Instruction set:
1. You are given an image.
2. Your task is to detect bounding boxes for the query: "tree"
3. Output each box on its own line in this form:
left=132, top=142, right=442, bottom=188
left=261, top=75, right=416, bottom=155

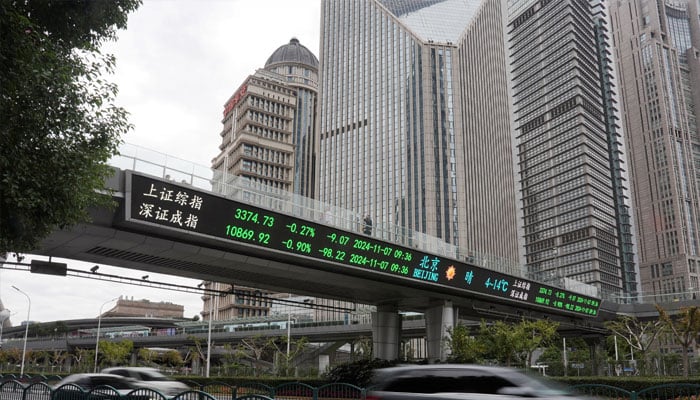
left=0, top=0, right=141, bottom=253
left=49, top=350, right=68, bottom=373
left=98, top=339, right=133, bottom=368
left=479, top=320, right=525, bottom=367
left=72, top=348, right=95, bottom=373
left=161, top=350, right=184, bottom=369
left=268, top=335, right=309, bottom=377
left=185, top=335, right=208, bottom=375
left=237, top=334, right=274, bottom=377
left=4, top=348, right=23, bottom=371
left=604, top=314, right=665, bottom=375
left=656, top=305, right=700, bottom=377
left=517, top=319, right=559, bottom=368
left=138, top=348, right=158, bottom=366
left=28, top=350, right=46, bottom=371
left=445, top=323, right=485, bottom=363
left=538, top=345, right=565, bottom=376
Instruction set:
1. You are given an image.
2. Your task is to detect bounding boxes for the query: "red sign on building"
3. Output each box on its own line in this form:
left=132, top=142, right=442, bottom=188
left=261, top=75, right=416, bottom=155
left=223, top=83, right=248, bottom=118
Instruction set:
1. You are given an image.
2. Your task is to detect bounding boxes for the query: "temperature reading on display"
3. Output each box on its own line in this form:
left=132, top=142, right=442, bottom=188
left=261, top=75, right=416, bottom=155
left=484, top=277, right=509, bottom=293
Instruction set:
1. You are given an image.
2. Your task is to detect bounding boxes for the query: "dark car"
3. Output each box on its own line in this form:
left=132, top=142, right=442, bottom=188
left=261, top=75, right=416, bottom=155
left=367, top=365, right=582, bottom=400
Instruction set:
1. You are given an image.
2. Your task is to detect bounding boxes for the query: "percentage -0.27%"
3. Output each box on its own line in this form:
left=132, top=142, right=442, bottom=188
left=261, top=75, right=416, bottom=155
left=282, top=239, right=312, bottom=254
left=286, top=223, right=315, bottom=237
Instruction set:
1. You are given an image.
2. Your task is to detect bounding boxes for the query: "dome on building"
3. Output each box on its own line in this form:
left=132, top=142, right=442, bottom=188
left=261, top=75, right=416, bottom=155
left=265, top=38, right=319, bottom=69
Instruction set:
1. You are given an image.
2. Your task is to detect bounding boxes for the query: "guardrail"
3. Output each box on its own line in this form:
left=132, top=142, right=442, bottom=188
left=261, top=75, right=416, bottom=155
left=3, top=376, right=700, bottom=400
left=111, top=143, right=525, bottom=282
left=0, top=379, right=366, bottom=400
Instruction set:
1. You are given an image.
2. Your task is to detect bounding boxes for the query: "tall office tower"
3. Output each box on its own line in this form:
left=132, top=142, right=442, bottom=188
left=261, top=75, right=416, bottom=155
left=318, top=0, right=520, bottom=263
left=610, top=0, right=700, bottom=301
left=508, top=0, right=638, bottom=299
left=212, top=69, right=297, bottom=191
left=264, top=38, right=320, bottom=198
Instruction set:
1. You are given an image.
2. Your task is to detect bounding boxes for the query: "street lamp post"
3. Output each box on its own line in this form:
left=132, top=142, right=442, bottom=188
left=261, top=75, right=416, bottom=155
left=205, top=289, right=213, bottom=378
left=11, top=286, right=30, bottom=376
left=94, top=297, right=118, bottom=373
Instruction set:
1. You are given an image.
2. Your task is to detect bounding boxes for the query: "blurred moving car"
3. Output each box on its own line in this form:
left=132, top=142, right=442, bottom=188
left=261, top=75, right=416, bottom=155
left=101, top=367, right=190, bottom=396
left=367, top=365, right=583, bottom=400
left=55, top=373, right=140, bottom=395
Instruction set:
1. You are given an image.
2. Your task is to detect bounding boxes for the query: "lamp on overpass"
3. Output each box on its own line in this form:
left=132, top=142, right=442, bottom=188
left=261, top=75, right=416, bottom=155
left=94, top=297, right=118, bottom=373
left=11, top=286, right=30, bottom=376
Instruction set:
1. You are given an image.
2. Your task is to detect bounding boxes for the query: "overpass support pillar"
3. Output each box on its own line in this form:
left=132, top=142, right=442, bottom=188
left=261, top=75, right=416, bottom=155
left=372, top=304, right=400, bottom=360
left=425, top=300, right=455, bottom=362
left=318, top=354, right=330, bottom=375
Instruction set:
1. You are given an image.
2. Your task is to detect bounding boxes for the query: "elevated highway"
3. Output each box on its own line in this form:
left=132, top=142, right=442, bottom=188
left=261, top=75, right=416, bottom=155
left=0, top=317, right=430, bottom=353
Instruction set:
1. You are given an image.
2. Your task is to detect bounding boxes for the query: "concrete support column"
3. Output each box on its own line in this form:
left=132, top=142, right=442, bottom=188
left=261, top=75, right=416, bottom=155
left=372, top=304, right=401, bottom=360
left=191, top=357, right=201, bottom=375
left=425, top=300, right=456, bottom=362
left=318, top=354, right=329, bottom=375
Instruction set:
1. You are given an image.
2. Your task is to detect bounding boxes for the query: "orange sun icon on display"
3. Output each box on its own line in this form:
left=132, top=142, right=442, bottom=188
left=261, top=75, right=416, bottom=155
left=446, top=265, right=456, bottom=280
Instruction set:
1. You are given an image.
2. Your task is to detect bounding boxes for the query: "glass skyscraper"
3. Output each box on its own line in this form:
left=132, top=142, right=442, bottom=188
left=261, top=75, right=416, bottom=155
left=611, top=0, right=700, bottom=302
left=319, top=0, right=520, bottom=266
left=507, top=0, right=638, bottom=300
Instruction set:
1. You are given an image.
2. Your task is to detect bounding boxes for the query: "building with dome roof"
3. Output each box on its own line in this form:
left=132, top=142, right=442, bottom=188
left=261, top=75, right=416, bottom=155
left=209, top=39, right=324, bottom=321
left=265, top=38, right=319, bottom=70
left=264, top=38, right=319, bottom=198
left=212, top=38, right=319, bottom=199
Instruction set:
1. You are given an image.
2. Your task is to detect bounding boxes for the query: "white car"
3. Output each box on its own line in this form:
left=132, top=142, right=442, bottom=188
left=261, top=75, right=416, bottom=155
left=55, top=373, right=140, bottom=395
left=101, top=367, right=190, bottom=396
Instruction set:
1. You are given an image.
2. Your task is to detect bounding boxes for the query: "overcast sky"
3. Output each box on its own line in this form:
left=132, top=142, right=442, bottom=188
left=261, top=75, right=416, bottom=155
left=2, top=0, right=321, bottom=324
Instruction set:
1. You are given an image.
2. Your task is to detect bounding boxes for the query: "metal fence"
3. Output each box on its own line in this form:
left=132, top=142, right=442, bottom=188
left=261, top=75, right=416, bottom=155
left=571, top=383, right=700, bottom=400
left=2, top=378, right=700, bottom=400
left=0, top=380, right=366, bottom=400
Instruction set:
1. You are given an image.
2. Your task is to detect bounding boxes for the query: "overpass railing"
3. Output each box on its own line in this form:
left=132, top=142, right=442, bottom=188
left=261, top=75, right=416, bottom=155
left=111, top=143, right=604, bottom=299
left=110, top=143, right=523, bottom=277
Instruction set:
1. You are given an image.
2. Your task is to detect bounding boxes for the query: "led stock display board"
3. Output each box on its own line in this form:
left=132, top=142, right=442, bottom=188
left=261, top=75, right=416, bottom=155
left=125, top=172, right=600, bottom=317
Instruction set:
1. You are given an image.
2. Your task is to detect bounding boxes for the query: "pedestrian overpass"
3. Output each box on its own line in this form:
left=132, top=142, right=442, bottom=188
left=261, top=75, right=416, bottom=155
left=31, top=144, right=606, bottom=361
